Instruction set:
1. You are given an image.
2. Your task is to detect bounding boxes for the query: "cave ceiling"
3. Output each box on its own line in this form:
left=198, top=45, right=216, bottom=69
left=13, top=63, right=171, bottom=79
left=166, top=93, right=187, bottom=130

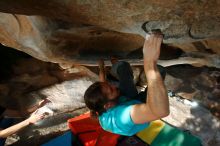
left=0, top=0, right=219, bottom=67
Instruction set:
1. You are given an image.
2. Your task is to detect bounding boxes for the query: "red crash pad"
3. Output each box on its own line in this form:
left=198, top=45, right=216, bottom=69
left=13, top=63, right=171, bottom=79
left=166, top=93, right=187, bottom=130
left=68, top=113, right=120, bottom=146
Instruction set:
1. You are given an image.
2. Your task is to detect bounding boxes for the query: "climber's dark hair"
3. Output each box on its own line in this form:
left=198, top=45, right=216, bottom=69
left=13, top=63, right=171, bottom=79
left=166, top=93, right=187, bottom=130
left=84, top=82, right=108, bottom=118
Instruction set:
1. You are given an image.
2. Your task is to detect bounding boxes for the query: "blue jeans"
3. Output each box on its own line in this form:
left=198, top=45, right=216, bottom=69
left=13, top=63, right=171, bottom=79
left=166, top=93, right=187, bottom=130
left=109, top=61, right=138, bottom=98
left=109, top=61, right=166, bottom=102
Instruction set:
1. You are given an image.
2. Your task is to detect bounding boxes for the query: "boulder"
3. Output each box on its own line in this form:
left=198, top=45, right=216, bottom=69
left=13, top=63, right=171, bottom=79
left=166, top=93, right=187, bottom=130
left=0, top=0, right=219, bottom=65
left=163, top=97, right=220, bottom=146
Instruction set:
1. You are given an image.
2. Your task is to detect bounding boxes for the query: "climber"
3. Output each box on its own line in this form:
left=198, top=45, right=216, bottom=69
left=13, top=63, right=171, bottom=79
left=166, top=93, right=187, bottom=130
left=0, top=99, right=48, bottom=146
left=84, top=33, right=169, bottom=136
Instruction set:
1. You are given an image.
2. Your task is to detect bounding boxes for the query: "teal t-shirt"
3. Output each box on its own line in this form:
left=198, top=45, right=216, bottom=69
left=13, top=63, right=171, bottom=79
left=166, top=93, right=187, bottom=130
left=99, top=96, right=149, bottom=136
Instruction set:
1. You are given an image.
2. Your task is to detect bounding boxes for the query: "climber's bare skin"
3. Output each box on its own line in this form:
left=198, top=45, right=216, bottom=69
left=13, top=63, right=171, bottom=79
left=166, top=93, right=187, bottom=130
left=0, top=111, right=45, bottom=138
left=98, top=34, right=170, bottom=124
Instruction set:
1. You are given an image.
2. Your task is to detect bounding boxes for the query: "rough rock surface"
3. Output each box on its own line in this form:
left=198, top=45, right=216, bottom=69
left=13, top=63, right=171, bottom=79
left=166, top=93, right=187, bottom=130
left=163, top=97, right=220, bottom=146
left=5, top=82, right=220, bottom=146
left=0, top=52, right=98, bottom=112
left=0, top=0, right=219, bottom=65
left=164, top=65, right=220, bottom=118
left=0, top=0, right=220, bottom=41
left=0, top=54, right=218, bottom=146
left=0, top=1, right=219, bottom=144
